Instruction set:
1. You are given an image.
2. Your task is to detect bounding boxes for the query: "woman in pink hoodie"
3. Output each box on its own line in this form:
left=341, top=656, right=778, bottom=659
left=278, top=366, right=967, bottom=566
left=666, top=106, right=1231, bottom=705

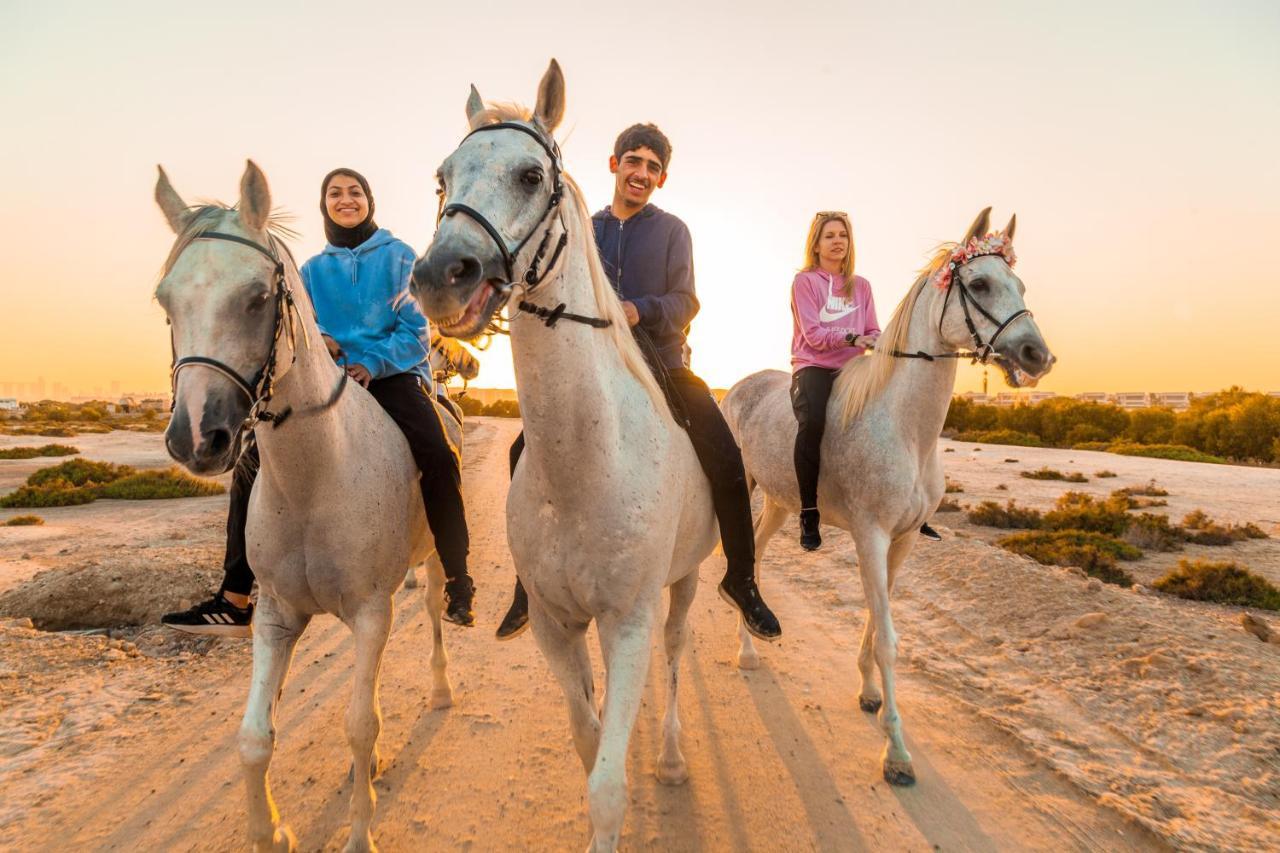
left=790, top=212, right=939, bottom=550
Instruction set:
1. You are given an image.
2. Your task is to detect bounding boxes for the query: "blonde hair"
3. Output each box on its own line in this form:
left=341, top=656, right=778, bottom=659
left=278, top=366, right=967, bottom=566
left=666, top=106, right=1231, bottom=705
left=832, top=243, right=956, bottom=426
left=802, top=213, right=856, bottom=296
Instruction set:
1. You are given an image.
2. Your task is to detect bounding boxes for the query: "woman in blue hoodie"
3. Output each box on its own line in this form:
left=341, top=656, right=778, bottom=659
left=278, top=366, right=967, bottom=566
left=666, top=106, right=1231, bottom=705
left=163, top=168, right=475, bottom=635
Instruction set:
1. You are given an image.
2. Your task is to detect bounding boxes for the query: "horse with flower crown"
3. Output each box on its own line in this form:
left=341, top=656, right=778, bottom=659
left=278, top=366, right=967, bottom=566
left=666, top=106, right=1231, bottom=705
left=721, top=207, right=1053, bottom=786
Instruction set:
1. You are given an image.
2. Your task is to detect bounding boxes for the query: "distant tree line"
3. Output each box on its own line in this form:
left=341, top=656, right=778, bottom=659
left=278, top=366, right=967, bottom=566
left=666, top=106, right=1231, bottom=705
left=945, top=387, right=1280, bottom=464
left=454, top=395, right=521, bottom=418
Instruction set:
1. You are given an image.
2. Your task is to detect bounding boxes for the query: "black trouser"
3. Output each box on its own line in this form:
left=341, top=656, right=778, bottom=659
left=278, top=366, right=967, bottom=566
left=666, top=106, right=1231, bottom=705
left=508, top=366, right=757, bottom=580
left=791, top=366, right=838, bottom=511
left=220, top=372, right=470, bottom=596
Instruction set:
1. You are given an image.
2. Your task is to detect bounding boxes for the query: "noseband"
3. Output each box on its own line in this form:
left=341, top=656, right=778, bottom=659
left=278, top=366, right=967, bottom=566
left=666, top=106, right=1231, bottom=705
left=168, top=231, right=345, bottom=435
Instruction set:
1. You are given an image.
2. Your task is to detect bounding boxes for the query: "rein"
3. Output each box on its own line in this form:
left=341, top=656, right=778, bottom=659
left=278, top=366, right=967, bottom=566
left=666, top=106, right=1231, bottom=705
left=438, top=121, right=609, bottom=332
left=168, top=231, right=347, bottom=435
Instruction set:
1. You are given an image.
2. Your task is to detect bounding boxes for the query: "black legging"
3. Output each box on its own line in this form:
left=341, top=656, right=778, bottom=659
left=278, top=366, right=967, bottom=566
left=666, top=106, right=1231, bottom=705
left=791, top=366, right=838, bottom=510
left=220, top=372, right=469, bottom=596
left=508, top=367, right=757, bottom=581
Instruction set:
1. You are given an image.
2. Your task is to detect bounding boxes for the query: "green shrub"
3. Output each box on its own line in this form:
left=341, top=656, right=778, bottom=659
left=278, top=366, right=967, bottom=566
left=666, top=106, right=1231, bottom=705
left=1063, top=424, right=1111, bottom=445
left=1042, top=492, right=1131, bottom=536
left=1107, top=443, right=1225, bottom=464
left=1095, top=469, right=1117, bottom=478
left=95, top=468, right=224, bottom=500
left=3, top=514, right=45, bottom=526
left=481, top=399, right=521, bottom=418
left=1072, top=441, right=1113, bottom=451
left=1153, top=560, right=1280, bottom=610
left=1122, top=513, right=1184, bottom=551
left=28, top=459, right=131, bottom=488
left=997, top=530, right=1135, bottom=586
left=967, top=500, right=1043, bottom=529
left=0, top=444, right=80, bottom=460
left=0, top=481, right=96, bottom=508
left=455, top=395, right=485, bottom=417
left=1180, top=510, right=1268, bottom=545
left=954, top=429, right=1042, bottom=447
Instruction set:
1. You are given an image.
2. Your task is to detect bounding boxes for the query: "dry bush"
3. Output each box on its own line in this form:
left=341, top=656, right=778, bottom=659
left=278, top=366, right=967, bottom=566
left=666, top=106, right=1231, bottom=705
left=1181, top=510, right=1268, bottom=545
left=1095, top=469, right=1118, bottom=478
left=1123, top=513, right=1184, bottom=551
left=0, top=444, right=80, bottom=460
left=96, top=469, right=225, bottom=500
left=1020, top=467, right=1088, bottom=482
left=944, top=478, right=964, bottom=493
left=3, top=515, right=44, bottom=526
left=967, top=500, right=1043, bottom=529
left=1153, top=560, right=1280, bottom=610
left=995, top=483, right=1008, bottom=491
left=1042, top=492, right=1131, bottom=536
left=997, top=531, right=1136, bottom=587
left=0, top=459, right=223, bottom=508
left=936, top=496, right=962, bottom=513
left=1116, top=480, right=1168, bottom=497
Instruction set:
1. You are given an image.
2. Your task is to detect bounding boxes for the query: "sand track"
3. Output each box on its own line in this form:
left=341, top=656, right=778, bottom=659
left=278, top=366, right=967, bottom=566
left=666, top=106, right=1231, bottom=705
left=3, top=422, right=1277, bottom=849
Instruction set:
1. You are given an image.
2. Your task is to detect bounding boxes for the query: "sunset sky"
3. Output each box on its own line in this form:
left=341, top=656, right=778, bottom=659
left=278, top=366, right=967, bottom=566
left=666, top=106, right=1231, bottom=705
left=3, top=0, right=1278, bottom=399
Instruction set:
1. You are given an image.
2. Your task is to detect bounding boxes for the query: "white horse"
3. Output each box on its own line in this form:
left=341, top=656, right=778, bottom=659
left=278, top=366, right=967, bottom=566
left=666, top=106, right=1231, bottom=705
left=721, top=208, right=1054, bottom=786
left=411, top=61, right=719, bottom=851
left=155, top=162, right=457, bottom=852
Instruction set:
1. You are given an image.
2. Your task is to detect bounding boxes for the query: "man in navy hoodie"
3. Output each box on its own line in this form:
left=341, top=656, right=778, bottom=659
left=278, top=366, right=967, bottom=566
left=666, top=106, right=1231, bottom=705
left=496, top=123, right=781, bottom=642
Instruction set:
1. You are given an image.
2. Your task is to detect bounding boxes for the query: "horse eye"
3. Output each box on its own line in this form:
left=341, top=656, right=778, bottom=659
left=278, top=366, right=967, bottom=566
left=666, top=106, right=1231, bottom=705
left=248, top=291, right=271, bottom=312
left=969, top=278, right=989, bottom=293
left=521, top=168, right=544, bottom=188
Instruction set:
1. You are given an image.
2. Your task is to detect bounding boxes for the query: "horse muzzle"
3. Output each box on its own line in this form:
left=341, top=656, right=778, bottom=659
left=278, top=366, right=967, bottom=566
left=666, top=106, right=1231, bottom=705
left=411, top=246, right=510, bottom=339
left=165, top=386, right=247, bottom=475
left=996, top=332, right=1055, bottom=388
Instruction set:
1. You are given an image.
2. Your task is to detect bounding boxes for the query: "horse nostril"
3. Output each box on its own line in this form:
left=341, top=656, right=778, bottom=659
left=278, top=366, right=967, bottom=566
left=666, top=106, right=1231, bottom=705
left=203, top=428, right=231, bottom=459
left=447, top=256, right=481, bottom=288
left=1020, top=343, right=1047, bottom=372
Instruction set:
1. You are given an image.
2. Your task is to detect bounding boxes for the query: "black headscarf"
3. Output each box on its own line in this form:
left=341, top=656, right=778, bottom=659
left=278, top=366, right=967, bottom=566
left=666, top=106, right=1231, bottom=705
left=320, top=167, right=379, bottom=249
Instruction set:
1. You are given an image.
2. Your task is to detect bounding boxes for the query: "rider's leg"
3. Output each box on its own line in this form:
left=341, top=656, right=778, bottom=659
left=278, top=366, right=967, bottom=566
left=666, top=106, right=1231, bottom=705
left=791, top=367, right=836, bottom=550
left=496, top=431, right=530, bottom=640
left=665, top=367, right=780, bottom=640
left=367, top=373, right=475, bottom=626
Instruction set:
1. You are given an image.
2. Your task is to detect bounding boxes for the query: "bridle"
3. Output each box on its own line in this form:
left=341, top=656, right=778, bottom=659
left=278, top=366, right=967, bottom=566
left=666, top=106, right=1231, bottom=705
left=435, top=121, right=609, bottom=330
left=888, top=254, right=1031, bottom=364
left=167, top=231, right=346, bottom=435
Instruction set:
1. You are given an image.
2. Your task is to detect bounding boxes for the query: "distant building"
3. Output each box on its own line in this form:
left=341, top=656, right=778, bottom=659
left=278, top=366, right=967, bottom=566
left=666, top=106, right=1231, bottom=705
left=1150, top=392, right=1192, bottom=410
left=1074, top=392, right=1109, bottom=404
left=1025, top=391, right=1057, bottom=405
left=959, top=391, right=990, bottom=405
left=139, top=398, right=169, bottom=413
left=1113, top=392, right=1150, bottom=409
left=992, top=392, right=1021, bottom=407
left=0, top=398, right=18, bottom=411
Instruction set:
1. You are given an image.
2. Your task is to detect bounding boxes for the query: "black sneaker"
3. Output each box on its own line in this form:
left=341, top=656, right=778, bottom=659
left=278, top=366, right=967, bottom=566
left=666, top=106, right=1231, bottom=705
left=443, top=576, right=476, bottom=627
left=161, top=594, right=253, bottom=638
left=799, top=509, right=822, bottom=551
left=718, top=575, right=782, bottom=641
left=495, top=580, right=529, bottom=641
left=919, top=523, right=942, bottom=541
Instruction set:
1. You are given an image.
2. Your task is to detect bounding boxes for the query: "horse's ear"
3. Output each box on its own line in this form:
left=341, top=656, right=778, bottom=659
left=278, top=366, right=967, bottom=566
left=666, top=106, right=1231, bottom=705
left=533, top=58, right=565, bottom=133
left=961, top=206, right=992, bottom=244
left=465, top=84, right=486, bottom=129
left=155, top=166, right=191, bottom=233
left=239, top=160, right=271, bottom=233
left=1004, top=213, right=1017, bottom=240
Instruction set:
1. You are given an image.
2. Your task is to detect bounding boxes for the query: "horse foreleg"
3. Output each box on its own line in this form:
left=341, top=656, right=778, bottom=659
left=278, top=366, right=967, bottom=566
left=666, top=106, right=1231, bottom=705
left=239, top=594, right=308, bottom=853
left=856, top=531, right=915, bottom=786
left=738, top=498, right=787, bottom=670
left=858, top=533, right=915, bottom=714
left=343, top=604, right=393, bottom=853
left=424, top=553, right=453, bottom=709
left=589, top=599, right=659, bottom=852
left=657, top=573, right=697, bottom=785
left=529, top=599, right=600, bottom=772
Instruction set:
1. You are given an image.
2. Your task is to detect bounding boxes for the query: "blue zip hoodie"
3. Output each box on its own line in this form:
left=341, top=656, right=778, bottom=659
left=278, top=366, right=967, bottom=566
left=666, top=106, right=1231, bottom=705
left=299, top=228, right=432, bottom=387
left=591, top=204, right=699, bottom=370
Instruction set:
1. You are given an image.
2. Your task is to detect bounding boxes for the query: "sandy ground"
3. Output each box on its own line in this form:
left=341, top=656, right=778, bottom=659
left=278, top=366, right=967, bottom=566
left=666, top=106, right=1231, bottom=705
left=0, top=423, right=1277, bottom=851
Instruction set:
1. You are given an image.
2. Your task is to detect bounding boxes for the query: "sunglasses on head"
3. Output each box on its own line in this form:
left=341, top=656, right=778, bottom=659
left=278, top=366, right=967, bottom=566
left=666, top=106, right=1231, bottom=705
left=814, top=211, right=849, bottom=222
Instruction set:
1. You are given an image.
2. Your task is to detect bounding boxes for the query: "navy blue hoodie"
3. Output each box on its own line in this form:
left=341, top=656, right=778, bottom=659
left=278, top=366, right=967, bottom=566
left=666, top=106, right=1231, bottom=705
left=592, top=204, right=699, bottom=370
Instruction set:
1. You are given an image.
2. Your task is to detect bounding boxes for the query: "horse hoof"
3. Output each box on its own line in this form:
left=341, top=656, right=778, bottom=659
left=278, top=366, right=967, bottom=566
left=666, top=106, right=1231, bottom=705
left=883, top=761, right=916, bottom=787
left=656, top=759, right=690, bottom=786
left=404, top=572, right=419, bottom=590
left=265, top=825, right=295, bottom=853
left=737, top=651, right=760, bottom=671
left=341, top=834, right=377, bottom=853
left=430, top=688, right=454, bottom=710
left=858, top=695, right=882, bottom=713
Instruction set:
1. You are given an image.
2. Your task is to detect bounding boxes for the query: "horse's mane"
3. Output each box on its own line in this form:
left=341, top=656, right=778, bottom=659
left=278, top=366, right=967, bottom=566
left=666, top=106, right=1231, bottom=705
left=468, top=104, right=669, bottom=418
left=160, top=203, right=298, bottom=279
left=833, top=243, right=956, bottom=426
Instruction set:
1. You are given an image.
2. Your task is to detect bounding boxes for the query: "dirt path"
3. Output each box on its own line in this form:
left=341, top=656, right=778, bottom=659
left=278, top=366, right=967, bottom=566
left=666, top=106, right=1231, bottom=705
left=1, top=421, right=1177, bottom=850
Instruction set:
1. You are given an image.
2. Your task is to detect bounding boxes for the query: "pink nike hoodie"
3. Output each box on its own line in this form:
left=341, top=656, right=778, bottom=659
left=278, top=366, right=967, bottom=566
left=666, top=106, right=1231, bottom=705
left=790, top=269, right=881, bottom=371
